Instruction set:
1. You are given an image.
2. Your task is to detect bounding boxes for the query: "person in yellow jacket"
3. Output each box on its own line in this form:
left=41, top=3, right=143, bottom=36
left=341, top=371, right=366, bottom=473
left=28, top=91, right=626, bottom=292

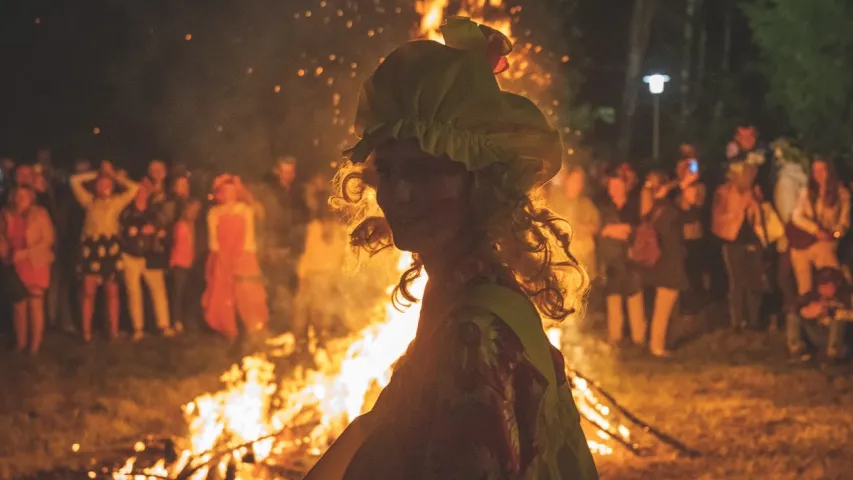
left=305, top=18, right=598, bottom=480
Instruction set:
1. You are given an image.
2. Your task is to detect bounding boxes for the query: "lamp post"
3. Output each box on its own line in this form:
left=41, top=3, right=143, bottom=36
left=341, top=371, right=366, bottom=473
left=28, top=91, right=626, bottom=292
left=643, top=73, right=670, bottom=162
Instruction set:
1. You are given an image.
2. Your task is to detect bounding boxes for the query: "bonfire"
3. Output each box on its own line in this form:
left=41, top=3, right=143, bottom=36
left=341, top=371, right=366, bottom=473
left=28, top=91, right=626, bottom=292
left=90, top=2, right=695, bottom=478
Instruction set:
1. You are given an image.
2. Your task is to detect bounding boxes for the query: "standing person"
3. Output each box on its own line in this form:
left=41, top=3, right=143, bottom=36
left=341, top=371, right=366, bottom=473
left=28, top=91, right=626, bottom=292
left=70, top=162, right=138, bottom=342
left=257, top=156, right=310, bottom=329
left=306, top=19, right=596, bottom=479
left=202, top=175, right=268, bottom=341
left=771, top=139, right=809, bottom=357
left=147, top=160, right=169, bottom=206
left=549, top=165, right=601, bottom=280
left=169, top=198, right=200, bottom=332
left=789, top=156, right=850, bottom=295
left=712, top=162, right=770, bottom=330
left=120, top=181, right=173, bottom=341
left=0, top=187, right=55, bottom=353
left=639, top=172, right=686, bottom=357
left=599, top=171, right=645, bottom=347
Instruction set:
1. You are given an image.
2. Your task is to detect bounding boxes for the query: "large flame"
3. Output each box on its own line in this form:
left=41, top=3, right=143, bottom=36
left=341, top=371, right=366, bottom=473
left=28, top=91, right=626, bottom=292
left=108, top=4, right=617, bottom=478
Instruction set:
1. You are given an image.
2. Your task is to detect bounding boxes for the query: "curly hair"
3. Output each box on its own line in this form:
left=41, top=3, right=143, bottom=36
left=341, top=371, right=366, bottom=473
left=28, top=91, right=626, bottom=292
left=331, top=154, right=589, bottom=321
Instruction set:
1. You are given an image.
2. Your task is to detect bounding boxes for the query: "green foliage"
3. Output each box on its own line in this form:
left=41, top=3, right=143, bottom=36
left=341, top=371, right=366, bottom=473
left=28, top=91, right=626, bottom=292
left=743, top=0, right=853, bottom=155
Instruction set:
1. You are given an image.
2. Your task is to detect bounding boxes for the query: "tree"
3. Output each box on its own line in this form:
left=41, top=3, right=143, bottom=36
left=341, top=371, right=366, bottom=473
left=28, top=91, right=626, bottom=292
left=743, top=0, right=853, bottom=154
left=616, top=0, right=660, bottom=161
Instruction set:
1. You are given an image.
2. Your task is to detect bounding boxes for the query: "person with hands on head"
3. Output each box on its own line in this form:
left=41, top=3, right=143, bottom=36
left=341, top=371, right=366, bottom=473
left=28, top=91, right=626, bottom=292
left=70, top=160, right=138, bottom=342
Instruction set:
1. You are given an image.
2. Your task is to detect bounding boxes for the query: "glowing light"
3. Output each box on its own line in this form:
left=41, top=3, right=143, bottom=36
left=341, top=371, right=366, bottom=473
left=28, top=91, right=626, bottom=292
left=274, top=85, right=281, bottom=93
left=643, top=73, right=670, bottom=95
left=92, top=127, right=100, bottom=135
left=71, top=443, right=80, bottom=453
left=297, top=69, right=306, bottom=77
left=34, top=18, right=41, bottom=25
left=315, top=66, right=324, bottom=76
left=184, top=34, right=192, bottom=41
left=133, top=441, right=145, bottom=453
left=561, top=55, right=570, bottom=63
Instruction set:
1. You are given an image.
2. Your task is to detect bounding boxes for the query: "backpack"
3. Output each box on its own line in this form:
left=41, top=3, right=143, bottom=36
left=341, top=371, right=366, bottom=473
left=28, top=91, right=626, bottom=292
left=629, top=209, right=663, bottom=268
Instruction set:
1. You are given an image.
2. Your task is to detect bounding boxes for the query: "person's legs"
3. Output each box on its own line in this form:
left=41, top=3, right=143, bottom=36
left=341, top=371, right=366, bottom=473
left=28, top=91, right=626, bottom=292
left=606, top=295, right=624, bottom=343
left=626, top=292, right=647, bottom=345
left=778, top=249, right=805, bottom=353
left=744, top=247, right=765, bottom=329
left=828, top=319, right=846, bottom=359
left=12, top=300, right=28, bottom=352
left=723, top=244, right=746, bottom=328
left=28, top=293, right=45, bottom=353
left=789, top=247, right=814, bottom=296
left=80, top=275, right=99, bottom=342
left=649, top=287, right=678, bottom=355
left=170, top=267, right=190, bottom=330
left=235, top=279, right=269, bottom=334
left=122, top=255, right=145, bottom=337
left=103, top=281, right=120, bottom=339
left=142, top=267, right=171, bottom=333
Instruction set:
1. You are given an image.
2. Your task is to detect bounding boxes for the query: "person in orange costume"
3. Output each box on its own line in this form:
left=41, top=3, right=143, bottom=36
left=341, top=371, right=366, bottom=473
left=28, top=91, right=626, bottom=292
left=202, top=174, right=268, bottom=340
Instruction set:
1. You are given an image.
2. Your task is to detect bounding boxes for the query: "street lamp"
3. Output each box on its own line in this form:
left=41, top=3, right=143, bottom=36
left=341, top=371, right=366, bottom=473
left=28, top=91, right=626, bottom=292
left=643, top=73, right=670, bottom=161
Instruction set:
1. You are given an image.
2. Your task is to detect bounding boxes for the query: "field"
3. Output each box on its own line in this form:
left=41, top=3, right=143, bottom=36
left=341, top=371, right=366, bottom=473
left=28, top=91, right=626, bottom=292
left=1, top=314, right=852, bottom=480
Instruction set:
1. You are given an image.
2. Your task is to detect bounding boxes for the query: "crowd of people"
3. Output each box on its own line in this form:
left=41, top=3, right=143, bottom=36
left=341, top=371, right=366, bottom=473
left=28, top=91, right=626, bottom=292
left=547, top=126, right=852, bottom=363
left=0, top=150, right=337, bottom=354
left=2, top=125, right=852, bottom=364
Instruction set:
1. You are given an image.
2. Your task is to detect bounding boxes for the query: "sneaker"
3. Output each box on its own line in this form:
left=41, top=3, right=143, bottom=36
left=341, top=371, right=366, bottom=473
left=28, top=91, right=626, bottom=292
left=131, top=331, right=145, bottom=342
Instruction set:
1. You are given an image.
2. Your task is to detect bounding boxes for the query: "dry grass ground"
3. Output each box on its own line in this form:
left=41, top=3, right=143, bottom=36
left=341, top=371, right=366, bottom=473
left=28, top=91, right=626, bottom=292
left=1, top=318, right=852, bottom=479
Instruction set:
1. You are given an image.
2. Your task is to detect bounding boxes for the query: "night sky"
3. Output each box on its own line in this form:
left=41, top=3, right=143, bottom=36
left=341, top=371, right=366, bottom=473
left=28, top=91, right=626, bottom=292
left=0, top=0, right=755, bottom=174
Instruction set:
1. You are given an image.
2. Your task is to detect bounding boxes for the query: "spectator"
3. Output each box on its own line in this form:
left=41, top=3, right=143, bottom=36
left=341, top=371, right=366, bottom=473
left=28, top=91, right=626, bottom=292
left=169, top=198, right=200, bottom=332
left=0, top=186, right=55, bottom=353
left=797, top=267, right=850, bottom=363
left=771, top=139, right=809, bottom=356
left=639, top=172, right=686, bottom=357
left=549, top=165, right=601, bottom=280
left=120, top=181, right=173, bottom=341
left=712, top=162, right=769, bottom=330
left=256, top=155, right=310, bottom=328
left=790, top=156, right=850, bottom=295
left=70, top=162, right=138, bottom=342
left=147, top=159, right=169, bottom=206
left=599, top=172, right=645, bottom=346
left=202, top=175, right=268, bottom=341
left=292, top=204, right=348, bottom=349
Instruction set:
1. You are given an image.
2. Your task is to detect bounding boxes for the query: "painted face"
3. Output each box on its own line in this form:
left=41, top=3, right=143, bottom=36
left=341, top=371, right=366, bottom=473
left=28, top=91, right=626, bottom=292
left=13, top=188, right=35, bottom=212
left=374, top=139, right=471, bottom=255
left=563, top=170, right=585, bottom=200
left=812, top=160, right=829, bottom=187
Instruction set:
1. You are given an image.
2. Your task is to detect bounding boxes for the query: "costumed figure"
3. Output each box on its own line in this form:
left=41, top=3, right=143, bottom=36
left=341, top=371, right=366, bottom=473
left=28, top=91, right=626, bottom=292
left=305, top=18, right=598, bottom=480
left=202, top=174, right=269, bottom=341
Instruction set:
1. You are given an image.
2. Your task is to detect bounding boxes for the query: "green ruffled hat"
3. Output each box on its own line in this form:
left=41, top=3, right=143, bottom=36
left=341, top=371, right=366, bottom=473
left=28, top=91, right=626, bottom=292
left=345, top=17, right=562, bottom=190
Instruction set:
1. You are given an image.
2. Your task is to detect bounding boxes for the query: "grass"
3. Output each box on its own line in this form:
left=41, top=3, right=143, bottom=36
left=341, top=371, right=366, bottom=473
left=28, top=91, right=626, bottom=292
left=1, top=310, right=852, bottom=479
